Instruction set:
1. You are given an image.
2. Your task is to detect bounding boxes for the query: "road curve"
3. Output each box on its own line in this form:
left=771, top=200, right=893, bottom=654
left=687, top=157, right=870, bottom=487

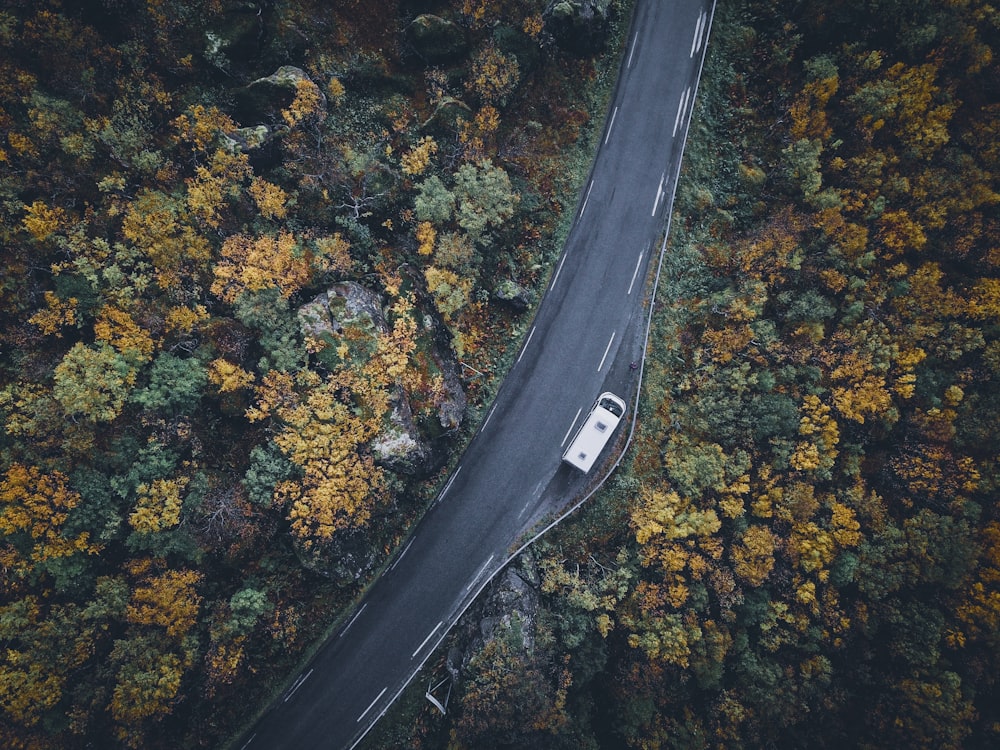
left=237, top=1, right=715, bottom=747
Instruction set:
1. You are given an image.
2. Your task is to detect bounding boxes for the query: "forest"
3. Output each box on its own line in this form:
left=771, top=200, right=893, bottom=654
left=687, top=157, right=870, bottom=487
left=0, top=0, right=623, bottom=747
left=2, top=0, right=999, bottom=749
left=379, top=0, right=1000, bottom=748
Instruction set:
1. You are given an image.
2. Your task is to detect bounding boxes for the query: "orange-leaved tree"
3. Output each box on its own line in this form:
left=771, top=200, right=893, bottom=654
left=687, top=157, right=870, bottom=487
left=0, top=464, right=101, bottom=583
left=211, top=231, right=351, bottom=304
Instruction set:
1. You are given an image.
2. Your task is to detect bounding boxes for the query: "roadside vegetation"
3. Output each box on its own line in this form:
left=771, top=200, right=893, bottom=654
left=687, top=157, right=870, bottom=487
left=396, top=0, right=1000, bottom=748
left=0, top=1, right=626, bottom=747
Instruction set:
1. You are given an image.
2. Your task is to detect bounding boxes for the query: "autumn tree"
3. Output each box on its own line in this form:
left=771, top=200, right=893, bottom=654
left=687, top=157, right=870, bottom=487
left=211, top=231, right=351, bottom=305
left=125, top=565, right=203, bottom=639
left=466, top=41, right=521, bottom=106
left=0, top=464, right=101, bottom=584
left=121, top=189, right=212, bottom=290
left=451, top=627, right=573, bottom=749
left=249, top=370, right=386, bottom=549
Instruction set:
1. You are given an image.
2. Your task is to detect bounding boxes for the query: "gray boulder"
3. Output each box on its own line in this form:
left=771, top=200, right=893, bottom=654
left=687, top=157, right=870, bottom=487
left=407, top=14, right=469, bottom=63
left=544, top=0, right=613, bottom=56
left=371, top=388, right=435, bottom=475
left=235, top=65, right=326, bottom=125
left=220, top=124, right=276, bottom=154
left=298, top=284, right=437, bottom=475
left=299, top=282, right=386, bottom=347
left=493, top=278, right=532, bottom=312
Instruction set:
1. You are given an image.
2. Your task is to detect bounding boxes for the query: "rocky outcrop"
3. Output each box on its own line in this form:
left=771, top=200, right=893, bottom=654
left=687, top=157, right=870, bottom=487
left=543, top=0, right=613, bottom=56
left=493, top=278, right=532, bottom=312
left=371, top=388, right=435, bottom=475
left=204, top=4, right=262, bottom=69
left=299, top=282, right=386, bottom=345
left=477, top=566, right=540, bottom=653
left=304, top=526, right=380, bottom=583
left=221, top=124, right=275, bottom=154
left=433, top=347, right=466, bottom=430
left=234, top=65, right=325, bottom=125
left=459, top=554, right=541, bottom=671
left=407, top=14, right=469, bottom=63
left=299, top=284, right=432, bottom=474
left=297, top=282, right=465, bottom=474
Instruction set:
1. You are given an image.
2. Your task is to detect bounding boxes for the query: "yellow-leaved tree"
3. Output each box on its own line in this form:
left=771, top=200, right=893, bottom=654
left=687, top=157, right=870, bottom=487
left=0, top=464, right=101, bottom=581
left=128, top=478, right=189, bottom=534
left=249, top=370, right=385, bottom=548
left=125, top=566, right=203, bottom=639
left=211, top=231, right=351, bottom=304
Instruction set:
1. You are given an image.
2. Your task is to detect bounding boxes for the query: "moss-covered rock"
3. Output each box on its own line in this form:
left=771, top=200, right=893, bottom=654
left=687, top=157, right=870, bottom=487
left=407, top=14, right=469, bottom=63
left=493, top=278, right=532, bottom=312
left=220, top=124, right=276, bottom=154
left=299, top=282, right=385, bottom=365
left=203, top=5, right=261, bottom=69
left=234, top=65, right=325, bottom=125
left=371, top=389, right=435, bottom=475
left=543, top=0, right=613, bottom=56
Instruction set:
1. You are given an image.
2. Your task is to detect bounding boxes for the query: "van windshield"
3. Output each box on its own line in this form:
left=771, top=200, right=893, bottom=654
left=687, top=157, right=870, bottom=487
left=599, top=397, right=624, bottom=418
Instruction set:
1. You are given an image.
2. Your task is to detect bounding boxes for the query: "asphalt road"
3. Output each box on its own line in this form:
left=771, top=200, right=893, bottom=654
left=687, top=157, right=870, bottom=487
left=239, top=1, right=714, bottom=747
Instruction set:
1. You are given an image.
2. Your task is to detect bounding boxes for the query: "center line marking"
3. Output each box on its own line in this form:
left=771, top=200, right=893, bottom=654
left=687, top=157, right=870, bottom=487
left=690, top=11, right=705, bottom=57
left=627, top=31, right=639, bottom=68
left=627, top=250, right=645, bottom=295
left=651, top=171, right=666, bottom=216
left=561, top=407, right=583, bottom=447
left=467, top=554, right=496, bottom=591
left=340, top=603, right=368, bottom=637
left=673, top=87, right=691, bottom=137
left=605, top=106, right=619, bottom=144
left=597, top=330, right=616, bottom=372
left=357, top=687, right=387, bottom=723
left=519, top=496, right=533, bottom=518
left=579, top=180, right=595, bottom=218
left=413, top=621, right=443, bottom=658
left=517, top=326, right=536, bottom=363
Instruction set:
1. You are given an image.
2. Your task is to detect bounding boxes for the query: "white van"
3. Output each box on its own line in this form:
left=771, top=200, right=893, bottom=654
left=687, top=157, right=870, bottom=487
left=562, top=392, right=627, bottom=473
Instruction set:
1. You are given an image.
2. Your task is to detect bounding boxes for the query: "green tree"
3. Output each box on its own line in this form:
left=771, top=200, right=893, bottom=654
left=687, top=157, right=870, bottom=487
left=414, top=174, right=456, bottom=223
left=226, top=587, right=271, bottom=637
left=232, top=289, right=305, bottom=373
left=781, top=137, right=824, bottom=200
left=453, top=159, right=519, bottom=240
left=131, top=353, right=208, bottom=414
left=243, top=442, right=297, bottom=508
